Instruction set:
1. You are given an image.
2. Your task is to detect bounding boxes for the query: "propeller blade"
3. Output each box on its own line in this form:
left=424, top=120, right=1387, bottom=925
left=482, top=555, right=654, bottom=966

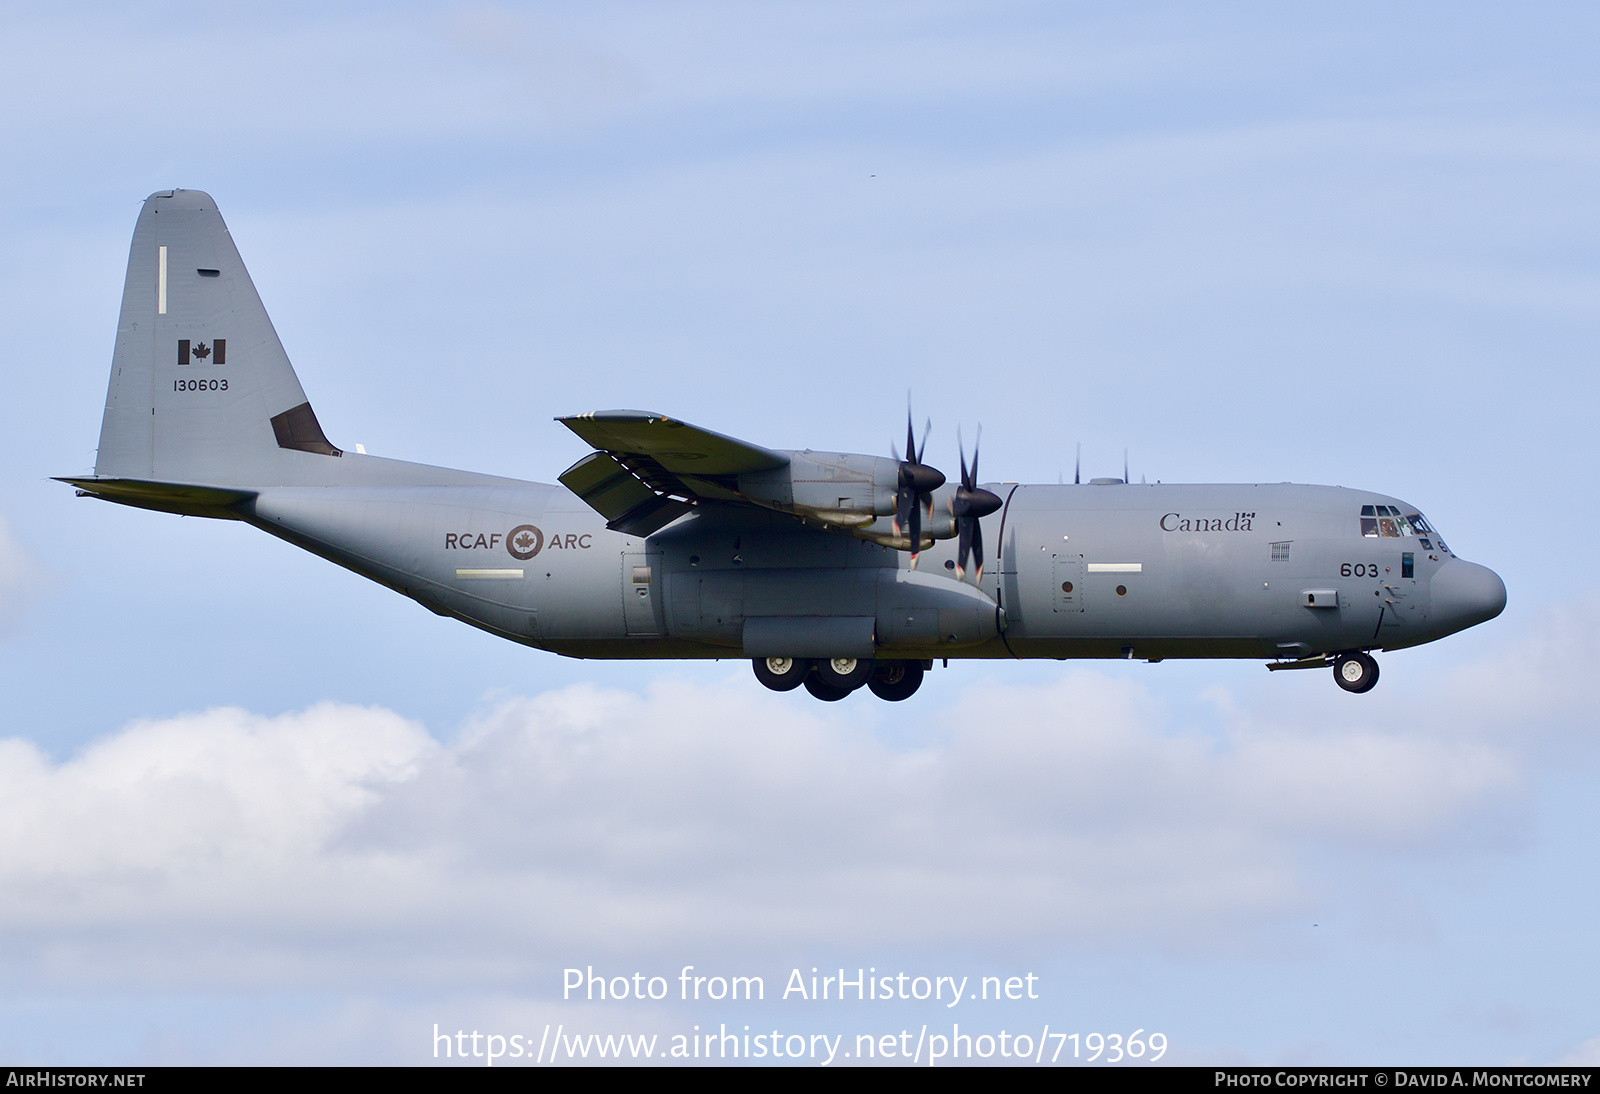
left=908, top=489, right=922, bottom=568
left=891, top=398, right=946, bottom=566
left=950, top=423, right=1000, bottom=581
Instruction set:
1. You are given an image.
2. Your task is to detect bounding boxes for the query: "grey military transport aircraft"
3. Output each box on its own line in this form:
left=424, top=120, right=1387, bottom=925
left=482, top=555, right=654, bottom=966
left=62, top=190, right=1507, bottom=701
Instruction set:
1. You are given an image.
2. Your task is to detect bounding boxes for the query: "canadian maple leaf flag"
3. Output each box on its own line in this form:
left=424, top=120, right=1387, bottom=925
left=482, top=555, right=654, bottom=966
left=177, top=338, right=226, bottom=365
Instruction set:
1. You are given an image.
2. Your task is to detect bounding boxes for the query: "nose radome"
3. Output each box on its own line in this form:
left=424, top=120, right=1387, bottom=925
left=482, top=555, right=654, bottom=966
left=1431, top=560, right=1507, bottom=632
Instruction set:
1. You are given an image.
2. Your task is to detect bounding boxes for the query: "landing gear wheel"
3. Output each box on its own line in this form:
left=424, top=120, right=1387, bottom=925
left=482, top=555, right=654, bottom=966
left=1333, top=651, right=1379, bottom=693
left=803, top=676, right=852, bottom=702
left=867, top=660, right=925, bottom=702
left=752, top=656, right=811, bottom=692
left=814, top=656, right=875, bottom=691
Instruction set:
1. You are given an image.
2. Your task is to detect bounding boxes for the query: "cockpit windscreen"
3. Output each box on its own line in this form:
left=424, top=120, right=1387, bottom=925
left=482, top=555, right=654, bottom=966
left=1361, top=505, right=1448, bottom=553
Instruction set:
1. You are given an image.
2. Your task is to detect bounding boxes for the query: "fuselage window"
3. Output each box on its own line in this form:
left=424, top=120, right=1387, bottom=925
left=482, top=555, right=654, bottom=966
left=1402, top=552, right=1414, bottom=579
left=1270, top=541, right=1291, bottom=562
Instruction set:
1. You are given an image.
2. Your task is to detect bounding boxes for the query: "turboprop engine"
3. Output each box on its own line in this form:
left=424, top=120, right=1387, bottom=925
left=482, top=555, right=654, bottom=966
left=734, top=410, right=1001, bottom=575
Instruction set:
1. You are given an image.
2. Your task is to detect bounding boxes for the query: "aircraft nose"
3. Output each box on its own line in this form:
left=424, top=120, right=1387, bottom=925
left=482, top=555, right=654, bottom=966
left=1431, top=559, right=1507, bottom=633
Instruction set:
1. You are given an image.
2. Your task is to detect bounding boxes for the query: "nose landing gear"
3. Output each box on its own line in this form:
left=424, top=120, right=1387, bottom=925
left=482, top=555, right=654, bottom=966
left=1333, top=651, right=1379, bottom=693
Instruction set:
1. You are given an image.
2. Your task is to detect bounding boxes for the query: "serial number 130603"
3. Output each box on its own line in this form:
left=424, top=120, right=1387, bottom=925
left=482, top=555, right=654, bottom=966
left=174, top=379, right=229, bottom=391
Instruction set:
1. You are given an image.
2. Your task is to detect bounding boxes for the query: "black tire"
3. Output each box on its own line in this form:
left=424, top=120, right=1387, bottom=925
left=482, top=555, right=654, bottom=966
left=867, top=660, right=925, bottom=702
left=752, top=656, right=811, bottom=692
left=814, top=656, right=875, bottom=691
left=803, top=676, right=852, bottom=702
left=1333, top=651, right=1379, bottom=693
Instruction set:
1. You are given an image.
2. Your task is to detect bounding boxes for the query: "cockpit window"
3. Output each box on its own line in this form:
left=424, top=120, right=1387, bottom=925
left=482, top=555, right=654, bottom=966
left=1361, top=504, right=1440, bottom=544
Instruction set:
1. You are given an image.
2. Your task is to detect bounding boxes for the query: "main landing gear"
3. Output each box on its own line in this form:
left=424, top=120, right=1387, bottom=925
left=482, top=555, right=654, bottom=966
left=752, top=657, right=926, bottom=702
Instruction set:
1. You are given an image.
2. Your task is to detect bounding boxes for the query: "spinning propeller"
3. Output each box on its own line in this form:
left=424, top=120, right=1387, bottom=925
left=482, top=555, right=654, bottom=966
left=891, top=407, right=944, bottom=567
left=890, top=405, right=1001, bottom=578
left=954, top=426, right=1003, bottom=580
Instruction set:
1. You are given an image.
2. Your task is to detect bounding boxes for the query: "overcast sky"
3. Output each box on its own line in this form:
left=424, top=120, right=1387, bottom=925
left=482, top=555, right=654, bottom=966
left=1, top=0, right=1597, bottom=1066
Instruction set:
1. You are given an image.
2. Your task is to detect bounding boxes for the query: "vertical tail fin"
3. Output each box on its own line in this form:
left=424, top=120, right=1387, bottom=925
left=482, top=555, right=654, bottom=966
left=94, top=189, right=340, bottom=487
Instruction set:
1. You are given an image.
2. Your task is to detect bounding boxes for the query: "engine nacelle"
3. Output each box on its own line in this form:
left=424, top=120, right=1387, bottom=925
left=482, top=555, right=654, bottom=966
left=737, top=451, right=898, bottom=528
left=736, top=451, right=959, bottom=549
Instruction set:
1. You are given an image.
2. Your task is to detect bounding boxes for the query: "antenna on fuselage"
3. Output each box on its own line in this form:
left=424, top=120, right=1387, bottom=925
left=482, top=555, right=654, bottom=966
left=1074, top=443, right=1081, bottom=485
left=1123, top=448, right=1129, bottom=485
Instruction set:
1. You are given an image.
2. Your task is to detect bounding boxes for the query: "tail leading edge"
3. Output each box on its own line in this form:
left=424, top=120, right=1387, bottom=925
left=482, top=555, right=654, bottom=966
left=66, top=190, right=344, bottom=511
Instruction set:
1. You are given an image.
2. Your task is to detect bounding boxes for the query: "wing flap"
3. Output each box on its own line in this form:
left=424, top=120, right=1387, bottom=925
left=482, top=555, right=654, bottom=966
left=559, top=452, right=656, bottom=518
left=605, top=495, right=694, bottom=537
left=557, top=451, right=694, bottom=536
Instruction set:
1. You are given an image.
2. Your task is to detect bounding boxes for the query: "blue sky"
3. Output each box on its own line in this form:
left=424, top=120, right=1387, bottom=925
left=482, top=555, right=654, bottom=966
left=0, top=0, right=1596, bottom=1065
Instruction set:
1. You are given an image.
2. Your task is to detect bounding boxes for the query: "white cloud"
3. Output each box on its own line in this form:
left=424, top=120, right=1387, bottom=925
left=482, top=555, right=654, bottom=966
left=1558, top=1036, right=1600, bottom=1065
left=8, top=602, right=1597, bottom=993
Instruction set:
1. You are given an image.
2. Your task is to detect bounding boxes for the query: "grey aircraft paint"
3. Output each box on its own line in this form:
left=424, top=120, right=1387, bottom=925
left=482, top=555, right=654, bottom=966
left=63, top=191, right=1507, bottom=700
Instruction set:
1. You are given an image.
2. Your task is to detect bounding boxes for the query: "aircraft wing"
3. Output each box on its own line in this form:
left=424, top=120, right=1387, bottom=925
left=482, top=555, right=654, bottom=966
left=556, top=410, right=789, bottom=536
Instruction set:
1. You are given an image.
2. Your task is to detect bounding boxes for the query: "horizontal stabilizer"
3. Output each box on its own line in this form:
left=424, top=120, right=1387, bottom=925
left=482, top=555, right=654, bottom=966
left=56, top=476, right=256, bottom=518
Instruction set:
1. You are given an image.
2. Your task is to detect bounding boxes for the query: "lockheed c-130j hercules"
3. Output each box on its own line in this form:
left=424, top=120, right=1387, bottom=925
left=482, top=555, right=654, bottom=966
left=62, top=191, right=1507, bottom=702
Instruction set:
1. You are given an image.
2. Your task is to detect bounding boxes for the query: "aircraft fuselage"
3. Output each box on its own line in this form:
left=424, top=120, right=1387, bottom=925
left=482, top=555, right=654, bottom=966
left=243, top=471, right=1503, bottom=664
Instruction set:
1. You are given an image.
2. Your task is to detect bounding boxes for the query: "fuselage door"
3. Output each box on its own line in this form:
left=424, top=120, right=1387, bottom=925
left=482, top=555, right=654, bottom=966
left=1053, top=553, right=1085, bottom=613
left=622, top=550, right=665, bottom=636
left=1378, top=550, right=1425, bottom=638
